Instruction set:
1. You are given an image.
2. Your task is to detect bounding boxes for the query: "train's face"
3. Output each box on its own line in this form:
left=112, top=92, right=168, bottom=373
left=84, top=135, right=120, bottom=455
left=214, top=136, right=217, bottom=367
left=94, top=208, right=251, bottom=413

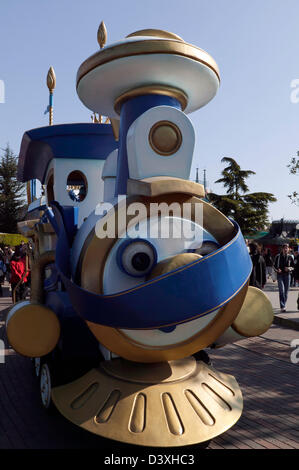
left=8, top=27, right=272, bottom=389
left=75, top=191, right=250, bottom=363
left=53, top=29, right=253, bottom=363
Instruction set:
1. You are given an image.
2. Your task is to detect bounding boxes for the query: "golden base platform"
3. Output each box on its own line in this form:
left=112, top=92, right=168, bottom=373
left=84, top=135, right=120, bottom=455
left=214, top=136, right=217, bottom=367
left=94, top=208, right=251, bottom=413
left=51, top=356, right=243, bottom=447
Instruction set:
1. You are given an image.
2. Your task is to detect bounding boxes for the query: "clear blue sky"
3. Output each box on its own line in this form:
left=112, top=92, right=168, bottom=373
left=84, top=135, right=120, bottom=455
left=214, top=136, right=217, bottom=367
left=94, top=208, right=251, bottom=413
left=0, top=0, right=298, bottom=222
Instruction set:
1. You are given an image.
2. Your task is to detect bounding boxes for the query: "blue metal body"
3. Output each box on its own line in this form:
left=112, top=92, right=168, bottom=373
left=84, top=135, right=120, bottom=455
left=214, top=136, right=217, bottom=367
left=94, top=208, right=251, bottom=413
left=18, top=105, right=251, bottom=363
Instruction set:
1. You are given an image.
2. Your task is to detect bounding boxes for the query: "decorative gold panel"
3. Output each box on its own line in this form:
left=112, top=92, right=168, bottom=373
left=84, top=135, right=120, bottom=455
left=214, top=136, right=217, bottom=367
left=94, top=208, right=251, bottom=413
left=52, top=357, right=243, bottom=447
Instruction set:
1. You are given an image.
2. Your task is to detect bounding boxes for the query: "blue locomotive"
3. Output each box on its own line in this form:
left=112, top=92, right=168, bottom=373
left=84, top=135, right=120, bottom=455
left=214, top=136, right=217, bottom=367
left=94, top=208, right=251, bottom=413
left=6, top=26, right=273, bottom=447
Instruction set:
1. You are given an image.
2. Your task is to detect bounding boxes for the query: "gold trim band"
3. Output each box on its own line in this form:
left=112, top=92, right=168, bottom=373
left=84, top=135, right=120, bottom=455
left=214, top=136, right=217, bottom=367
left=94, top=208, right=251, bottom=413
left=126, top=29, right=184, bottom=42
left=114, top=85, right=188, bottom=115
left=76, top=39, right=220, bottom=89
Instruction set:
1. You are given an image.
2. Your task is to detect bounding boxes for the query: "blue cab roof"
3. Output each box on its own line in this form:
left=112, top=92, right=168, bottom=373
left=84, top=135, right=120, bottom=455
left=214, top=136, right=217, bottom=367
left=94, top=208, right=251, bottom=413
left=18, top=123, right=118, bottom=183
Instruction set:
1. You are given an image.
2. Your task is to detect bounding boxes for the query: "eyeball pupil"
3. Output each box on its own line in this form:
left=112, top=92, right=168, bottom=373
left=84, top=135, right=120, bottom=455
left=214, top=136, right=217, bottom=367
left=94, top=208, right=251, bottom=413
left=131, top=252, right=151, bottom=272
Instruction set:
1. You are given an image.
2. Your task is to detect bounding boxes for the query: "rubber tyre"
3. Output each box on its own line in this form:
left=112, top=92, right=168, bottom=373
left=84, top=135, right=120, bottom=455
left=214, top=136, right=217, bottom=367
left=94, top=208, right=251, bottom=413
left=39, top=362, right=57, bottom=414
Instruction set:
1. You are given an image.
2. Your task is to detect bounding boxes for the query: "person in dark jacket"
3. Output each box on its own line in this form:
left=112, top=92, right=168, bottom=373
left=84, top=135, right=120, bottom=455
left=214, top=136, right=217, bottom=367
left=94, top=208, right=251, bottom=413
left=274, top=244, right=295, bottom=312
left=294, top=251, right=299, bottom=310
left=0, top=254, right=7, bottom=297
left=264, top=248, right=275, bottom=281
left=294, top=251, right=299, bottom=287
left=249, top=242, right=266, bottom=289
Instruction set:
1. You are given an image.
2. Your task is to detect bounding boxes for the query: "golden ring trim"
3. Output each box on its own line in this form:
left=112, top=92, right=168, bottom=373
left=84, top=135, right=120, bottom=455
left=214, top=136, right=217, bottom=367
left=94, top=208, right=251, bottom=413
left=76, top=39, right=220, bottom=88
left=148, top=120, right=182, bottom=156
left=126, top=29, right=184, bottom=42
left=114, top=85, right=188, bottom=114
left=80, top=195, right=246, bottom=362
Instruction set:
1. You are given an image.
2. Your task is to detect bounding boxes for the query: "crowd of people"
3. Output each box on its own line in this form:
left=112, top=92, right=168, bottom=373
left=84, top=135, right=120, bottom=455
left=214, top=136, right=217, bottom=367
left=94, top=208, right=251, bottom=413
left=0, top=237, right=298, bottom=313
left=247, top=241, right=299, bottom=312
left=0, top=241, right=31, bottom=302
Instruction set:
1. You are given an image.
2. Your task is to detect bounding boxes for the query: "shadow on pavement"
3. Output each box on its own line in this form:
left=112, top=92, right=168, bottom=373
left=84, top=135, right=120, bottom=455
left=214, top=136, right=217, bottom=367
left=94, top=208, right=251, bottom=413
left=0, top=292, right=298, bottom=450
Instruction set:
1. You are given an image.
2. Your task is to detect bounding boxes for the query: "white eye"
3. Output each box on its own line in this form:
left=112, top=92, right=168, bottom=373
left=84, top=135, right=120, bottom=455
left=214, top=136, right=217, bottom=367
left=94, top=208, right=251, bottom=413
left=118, top=240, right=157, bottom=277
left=195, top=241, right=219, bottom=256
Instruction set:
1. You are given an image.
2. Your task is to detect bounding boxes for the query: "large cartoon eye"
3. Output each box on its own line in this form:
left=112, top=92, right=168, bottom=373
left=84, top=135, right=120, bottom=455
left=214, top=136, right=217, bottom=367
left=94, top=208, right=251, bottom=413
left=117, top=240, right=157, bottom=277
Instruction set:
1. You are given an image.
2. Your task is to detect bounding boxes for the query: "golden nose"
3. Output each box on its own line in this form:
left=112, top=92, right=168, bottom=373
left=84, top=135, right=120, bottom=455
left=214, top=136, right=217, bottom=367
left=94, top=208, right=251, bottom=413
left=147, top=252, right=202, bottom=280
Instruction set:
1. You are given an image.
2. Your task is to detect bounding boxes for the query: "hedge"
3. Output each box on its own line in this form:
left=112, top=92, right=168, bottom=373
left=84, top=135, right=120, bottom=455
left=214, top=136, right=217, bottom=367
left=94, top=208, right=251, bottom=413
left=0, top=233, right=29, bottom=247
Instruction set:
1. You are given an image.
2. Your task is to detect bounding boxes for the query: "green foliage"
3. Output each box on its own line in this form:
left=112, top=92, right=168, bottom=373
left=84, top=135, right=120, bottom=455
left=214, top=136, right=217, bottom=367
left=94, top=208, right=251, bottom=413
left=215, top=157, right=255, bottom=198
left=0, top=233, right=28, bottom=247
left=288, top=152, right=299, bottom=205
left=0, top=145, right=27, bottom=233
left=208, top=157, right=276, bottom=235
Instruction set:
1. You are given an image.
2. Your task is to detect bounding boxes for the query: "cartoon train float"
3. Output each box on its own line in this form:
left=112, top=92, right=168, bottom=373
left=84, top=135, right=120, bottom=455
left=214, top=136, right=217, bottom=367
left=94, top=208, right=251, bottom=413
left=6, top=25, right=273, bottom=447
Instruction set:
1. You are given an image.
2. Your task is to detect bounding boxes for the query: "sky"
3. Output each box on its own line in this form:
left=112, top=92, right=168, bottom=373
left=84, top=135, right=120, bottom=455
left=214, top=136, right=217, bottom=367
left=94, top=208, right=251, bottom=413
left=0, top=0, right=298, bottom=222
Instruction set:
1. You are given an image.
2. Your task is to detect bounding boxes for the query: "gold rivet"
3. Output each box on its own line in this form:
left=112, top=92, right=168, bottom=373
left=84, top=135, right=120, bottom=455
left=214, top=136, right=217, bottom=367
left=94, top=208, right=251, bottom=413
left=149, top=121, right=182, bottom=156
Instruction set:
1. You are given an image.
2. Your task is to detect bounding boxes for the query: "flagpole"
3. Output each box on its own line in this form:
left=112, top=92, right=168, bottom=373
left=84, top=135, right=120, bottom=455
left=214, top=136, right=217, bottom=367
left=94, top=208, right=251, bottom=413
left=37, top=66, right=56, bottom=199
left=47, top=66, right=56, bottom=126
left=95, top=21, right=119, bottom=140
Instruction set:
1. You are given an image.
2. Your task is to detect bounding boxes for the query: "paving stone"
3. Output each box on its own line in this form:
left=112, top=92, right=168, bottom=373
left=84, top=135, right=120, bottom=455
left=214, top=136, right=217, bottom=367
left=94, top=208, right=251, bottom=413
left=0, top=288, right=298, bottom=450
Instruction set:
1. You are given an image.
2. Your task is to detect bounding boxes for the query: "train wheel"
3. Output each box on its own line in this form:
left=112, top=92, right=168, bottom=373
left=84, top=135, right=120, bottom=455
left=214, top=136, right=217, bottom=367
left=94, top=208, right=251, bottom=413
left=40, top=362, right=56, bottom=412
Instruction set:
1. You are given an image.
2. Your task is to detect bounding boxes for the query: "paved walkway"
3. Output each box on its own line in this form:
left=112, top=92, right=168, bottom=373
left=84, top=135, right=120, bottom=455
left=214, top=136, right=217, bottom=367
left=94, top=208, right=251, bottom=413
left=263, top=280, right=299, bottom=330
left=0, top=282, right=298, bottom=451
left=208, top=330, right=299, bottom=449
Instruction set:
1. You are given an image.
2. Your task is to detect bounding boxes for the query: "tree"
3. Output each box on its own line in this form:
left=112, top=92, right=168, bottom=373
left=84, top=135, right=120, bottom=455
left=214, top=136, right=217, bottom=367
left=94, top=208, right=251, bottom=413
left=0, top=145, right=27, bottom=233
left=214, top=157, right=255, bottom=199
left=208, top=157, right=276, bottom=235
left=288, top=152, right=299, bottom=205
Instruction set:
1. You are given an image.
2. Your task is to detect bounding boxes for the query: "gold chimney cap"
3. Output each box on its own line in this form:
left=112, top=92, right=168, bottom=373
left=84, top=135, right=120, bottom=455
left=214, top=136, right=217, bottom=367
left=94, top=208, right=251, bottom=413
left=126, top=29, right=184, bottom=41
left=76, top=25, right=220, bottom=118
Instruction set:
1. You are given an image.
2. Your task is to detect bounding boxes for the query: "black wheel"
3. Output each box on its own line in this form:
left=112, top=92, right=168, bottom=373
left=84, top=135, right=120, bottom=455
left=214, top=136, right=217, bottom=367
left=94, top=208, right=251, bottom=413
left=39, top=362, right=57, bottom=413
